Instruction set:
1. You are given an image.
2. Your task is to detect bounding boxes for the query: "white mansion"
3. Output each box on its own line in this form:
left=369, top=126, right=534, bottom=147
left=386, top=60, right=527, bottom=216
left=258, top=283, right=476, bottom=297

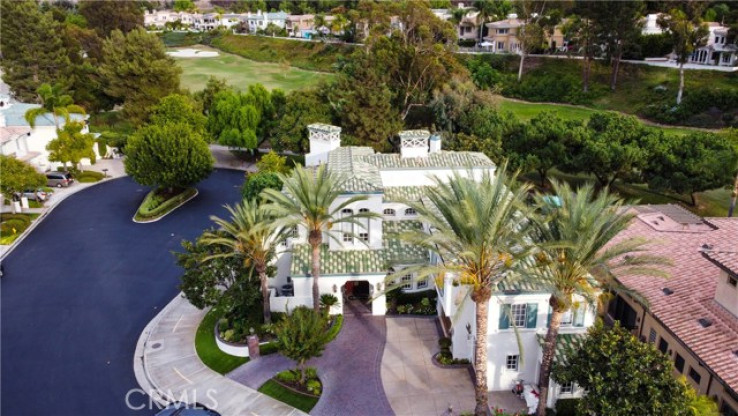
left=269, top=124, right=593, bottom=408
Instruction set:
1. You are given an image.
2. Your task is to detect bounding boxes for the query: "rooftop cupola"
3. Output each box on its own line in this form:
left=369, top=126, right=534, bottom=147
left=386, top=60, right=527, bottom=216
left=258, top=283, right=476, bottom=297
left=399, top=130, right=431, bottom=159
left=306, top=123, right=341, bottom=166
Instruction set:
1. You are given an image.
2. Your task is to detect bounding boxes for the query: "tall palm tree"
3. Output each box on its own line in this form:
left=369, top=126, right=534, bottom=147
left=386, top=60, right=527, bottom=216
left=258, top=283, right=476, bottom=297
left=24, top=83, right=85, bottom=128
left=399, top=164, right=533, bottom=416
left=525, top=181, right=670, bottom=416
left=262, top=164, right=379, bottom=312
left=201, top=199, right=283, bottom=324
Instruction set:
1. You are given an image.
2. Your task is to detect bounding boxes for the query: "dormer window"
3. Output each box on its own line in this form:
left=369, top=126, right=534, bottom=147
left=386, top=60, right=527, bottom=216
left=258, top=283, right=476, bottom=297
left=729, top=276, right=737, bottom=288
left=405, top=208, right=417, bottom=216
left=383, top=208, right=396, bottom=216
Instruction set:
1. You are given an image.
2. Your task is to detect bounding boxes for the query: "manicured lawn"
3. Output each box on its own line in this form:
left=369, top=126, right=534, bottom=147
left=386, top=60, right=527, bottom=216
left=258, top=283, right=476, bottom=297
left=194, top=307, right=249, bottom=375
left=173, top=45, right=332, bottom=92
left=498, top=98, right=703, bottom=137
left=526, top=169, right=732, bottom=218
left=258, top=379, right=319, bottom=413
left=0, top=213, right=40, bottom=245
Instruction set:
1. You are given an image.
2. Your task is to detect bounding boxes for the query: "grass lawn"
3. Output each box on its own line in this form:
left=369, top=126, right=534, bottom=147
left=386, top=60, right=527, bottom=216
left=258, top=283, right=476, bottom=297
left=527, top=169, right=732, bottom=218
left=498, top=98, right=704, bottom=137
left=0, top=213, right=40, bottom=245
left=258, top=379, right=319, bottom=413
left=195, top=307, right=249, bottom=375
left=173, top=45, right=332, bottom=92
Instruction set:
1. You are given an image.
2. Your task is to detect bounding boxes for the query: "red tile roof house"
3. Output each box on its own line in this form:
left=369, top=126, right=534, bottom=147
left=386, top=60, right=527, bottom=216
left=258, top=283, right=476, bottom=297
left=605, top=204, right=738, bottom=416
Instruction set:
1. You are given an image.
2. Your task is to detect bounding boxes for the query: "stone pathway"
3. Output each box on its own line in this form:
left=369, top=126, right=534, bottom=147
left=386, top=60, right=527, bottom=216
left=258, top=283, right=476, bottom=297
left=229, top=301, right=393, bottom=416
left=381, top=317, right=475, bottom=416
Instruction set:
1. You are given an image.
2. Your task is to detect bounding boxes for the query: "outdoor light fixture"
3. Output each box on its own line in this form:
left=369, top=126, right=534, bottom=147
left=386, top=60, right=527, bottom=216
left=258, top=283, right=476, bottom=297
left=376, top=282, right=382, bottom=291
left=332, top=284, right=337, bottom=293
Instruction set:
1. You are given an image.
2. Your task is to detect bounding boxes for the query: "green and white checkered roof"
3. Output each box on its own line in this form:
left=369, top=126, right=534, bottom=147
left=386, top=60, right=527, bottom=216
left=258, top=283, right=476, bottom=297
left=290, top=221, right=428, bottom=277
left=383, top=186, right=427, bottom=202
left=327, top=147, right=383, bottom=193
left=359, top=151, right=495, bottom=170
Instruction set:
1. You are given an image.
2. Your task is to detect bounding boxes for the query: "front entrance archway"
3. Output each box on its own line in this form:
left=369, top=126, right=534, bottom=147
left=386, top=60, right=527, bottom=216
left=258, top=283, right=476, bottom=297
left=343, top=280, right=372, bottom=314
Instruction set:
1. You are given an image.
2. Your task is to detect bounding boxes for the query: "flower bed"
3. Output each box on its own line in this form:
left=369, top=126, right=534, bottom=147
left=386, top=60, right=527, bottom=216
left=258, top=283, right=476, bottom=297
left=258, top=368, right=322, bottom=412
left=133, top=187, right=197, bottom=223
left=433, top=337, right=470, bottom=367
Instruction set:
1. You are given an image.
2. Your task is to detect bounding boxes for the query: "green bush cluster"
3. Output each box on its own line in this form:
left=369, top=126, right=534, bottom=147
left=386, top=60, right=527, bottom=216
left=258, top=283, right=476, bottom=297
left=135, top=187, right=197, bottom=220
left=458, top=38, right=477, bottom=47
left=0, top=214, right=32, bottom=241
left=325, top=314, right=344, bottom=342
left=387, top=289, right=437, bottom=315
left=76, top=170, right=105, bottom=183
left=555, top=398, right=583, bottom=416
left=642, top=88, right=738, bottom=127
left=275, top=367, right=322, bottom=396
left=436, top=337, right=470, bottom=366
left=218, top=314, right=266, bottom=344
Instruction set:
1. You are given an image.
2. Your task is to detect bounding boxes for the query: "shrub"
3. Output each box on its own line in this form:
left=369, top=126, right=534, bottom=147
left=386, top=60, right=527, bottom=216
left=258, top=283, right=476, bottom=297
left=325, top=314, right=344, bottom=342
left=306, top=379, right=321, bottom=395
left=276, top=370, right=298, bottom=383
left=135, top=187, right=197, bottom=220
left=458, top=39, right=477, bottom=47
left=304, top=367, right=318, bottom=380
left=555, top=398, right=583, bottom=416
left=439, top=337, right=452, bottom=349
left=260, top=341, right=279, bottom=355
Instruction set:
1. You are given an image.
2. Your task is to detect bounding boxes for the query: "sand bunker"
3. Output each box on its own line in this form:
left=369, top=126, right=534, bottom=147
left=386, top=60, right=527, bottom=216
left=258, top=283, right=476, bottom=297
left=167, top=49, right=219, bottom=58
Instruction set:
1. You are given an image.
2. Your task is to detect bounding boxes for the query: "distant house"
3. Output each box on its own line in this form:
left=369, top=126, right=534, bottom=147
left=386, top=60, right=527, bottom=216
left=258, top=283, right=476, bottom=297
left=689, top=23, right=737, bottom=67
left=0, top=95, right=98, bottom=172
left=144, top=10, right=195, bottom=28
left=484, top=17, right=565, bottom=53
left=642, top=13, right=666, bottom=36
left=607, top=204, right=738, bottom=416
left=457, top=10, right=482, bottom=41
left=286, top=14, right=316, bottom=38
left=245, top=10, right=288, bottom=34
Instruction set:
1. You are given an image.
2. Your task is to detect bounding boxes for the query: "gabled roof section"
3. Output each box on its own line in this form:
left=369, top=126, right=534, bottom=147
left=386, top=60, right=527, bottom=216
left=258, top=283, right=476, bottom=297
left=327, top=146, right=383, bottom=193
left=703, top=251, right=738, bottom=278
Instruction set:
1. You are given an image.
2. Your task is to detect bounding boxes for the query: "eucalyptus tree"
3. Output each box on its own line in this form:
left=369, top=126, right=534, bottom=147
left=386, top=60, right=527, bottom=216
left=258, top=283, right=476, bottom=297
left=398, top=164, right=533, bottom=416
left=525, top=181, right=670, bottom=416
left=202, top=200, right=283, bottom=324
left=658, top=10, right=709, bottom=105
left=262, top=164, right=379, bottom=312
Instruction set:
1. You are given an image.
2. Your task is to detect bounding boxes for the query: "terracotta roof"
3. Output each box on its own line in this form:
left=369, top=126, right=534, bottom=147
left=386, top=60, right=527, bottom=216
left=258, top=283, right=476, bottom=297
left=0, top=126, right=31, bottom=143
left=703, top=251, right=738, bottom=277
left=611, top=206, right=738, bottom=394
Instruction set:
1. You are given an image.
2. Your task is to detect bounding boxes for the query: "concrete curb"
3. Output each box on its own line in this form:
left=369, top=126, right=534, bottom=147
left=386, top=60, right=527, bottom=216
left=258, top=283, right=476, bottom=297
left=132, top=293, right=185, bottom=407
left=131, top=188, right=200, bottom=224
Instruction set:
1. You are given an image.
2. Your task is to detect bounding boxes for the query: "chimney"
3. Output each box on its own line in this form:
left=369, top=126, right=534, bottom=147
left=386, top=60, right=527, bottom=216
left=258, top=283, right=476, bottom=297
left=306, top=123, right=341, bottom=166
left=399, top=130, right=430, bottom=159
left=429, top=133, right=442, bottom=154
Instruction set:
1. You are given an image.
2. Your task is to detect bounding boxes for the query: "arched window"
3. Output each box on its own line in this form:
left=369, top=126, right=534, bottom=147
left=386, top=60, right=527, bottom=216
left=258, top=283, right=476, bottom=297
left=405, top=208, right=417, bottom=216
left=383, top=208, right=396, bottom=216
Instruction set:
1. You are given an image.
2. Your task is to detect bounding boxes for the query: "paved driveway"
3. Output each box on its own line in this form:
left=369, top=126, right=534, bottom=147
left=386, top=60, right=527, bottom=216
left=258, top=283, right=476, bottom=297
left=1, top=170, right=245, bottom=416
left=381, top=317, right=475, bottom=416
left=229, top=301, right=393, bottom=416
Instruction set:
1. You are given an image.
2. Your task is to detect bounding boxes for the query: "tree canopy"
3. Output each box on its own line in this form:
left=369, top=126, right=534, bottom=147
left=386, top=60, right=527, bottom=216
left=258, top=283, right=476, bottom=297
left=100, top=28, right=181, bottom=123
left=553, top=321, right=692, bottom=416
left=207, top=85, right=281, bottom=149
left=0, top=0, right=69, bottom=101
left=124, top=122, right=214, bottom=191
left=0, top=156, right=46, bottom=199
left=47, top=121, right=96, bottom=170
left=275, top=306, right=332, bottom=384
left=78, top=0, right=143, bottom=37
left=150, top=94, right=207, bottom=134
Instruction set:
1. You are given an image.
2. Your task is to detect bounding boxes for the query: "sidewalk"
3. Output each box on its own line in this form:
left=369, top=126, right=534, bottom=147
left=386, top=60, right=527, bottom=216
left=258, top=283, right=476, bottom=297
left=134, top=294, right=307, bottom=416
left=0, top=159, right=127, bottom=259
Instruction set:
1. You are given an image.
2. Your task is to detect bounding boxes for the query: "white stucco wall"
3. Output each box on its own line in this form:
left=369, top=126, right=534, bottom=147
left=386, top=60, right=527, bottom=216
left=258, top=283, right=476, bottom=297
left=277, top=273, right=388, bottom=316
left=327, top=193, right=384, bottom=251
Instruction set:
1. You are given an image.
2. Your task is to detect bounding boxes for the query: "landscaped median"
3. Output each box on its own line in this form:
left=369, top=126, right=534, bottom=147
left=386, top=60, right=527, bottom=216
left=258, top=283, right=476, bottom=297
left=0, top=213, right=40, bottom=245
left=133, top=187, right=198, bottom=223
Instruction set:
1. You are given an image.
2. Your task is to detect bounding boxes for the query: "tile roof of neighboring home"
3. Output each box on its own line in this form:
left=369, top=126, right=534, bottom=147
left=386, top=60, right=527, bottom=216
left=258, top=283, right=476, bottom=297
left=290, top=220, right=428, bottom=276
left=487, top=18, right=522, bottom=28
left=0, top=126, right=31, bottom=144
left=1, top=103, right=87, bottom=127
left=611, top=206, right=738, bottom=394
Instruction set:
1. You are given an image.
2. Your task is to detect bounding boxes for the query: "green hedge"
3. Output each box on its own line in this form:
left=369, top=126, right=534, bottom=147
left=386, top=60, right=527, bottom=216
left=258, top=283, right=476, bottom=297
left=326, top=314, right=344, bottom=342
left=195, top=307, right=249, bottom=374
left=0, top=213, right=35, bottom=244
left=135, top=187, right=197, bottom=221
left=76, top=170, right=105, bottom=183
left=555, top=398, right=583, bottom=416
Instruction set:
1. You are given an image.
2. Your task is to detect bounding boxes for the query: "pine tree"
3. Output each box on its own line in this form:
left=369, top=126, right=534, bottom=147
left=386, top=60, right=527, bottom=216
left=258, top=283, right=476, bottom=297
left=78, top=0, right=143, bottom=38
left=0, top=0, right=70, bottom=101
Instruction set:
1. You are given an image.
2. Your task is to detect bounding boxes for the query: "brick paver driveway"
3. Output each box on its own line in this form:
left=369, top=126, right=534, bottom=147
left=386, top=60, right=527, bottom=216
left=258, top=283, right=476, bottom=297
left=229, top=301, right=393, bottom=415
left=381, top=317, right=475, bottom=416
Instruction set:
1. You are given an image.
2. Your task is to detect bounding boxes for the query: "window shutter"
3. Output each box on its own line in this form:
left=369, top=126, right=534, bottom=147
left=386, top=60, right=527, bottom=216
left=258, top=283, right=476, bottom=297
left=499, top=304, right=511, bottom=330
left=547, top=305, right=552, bottom=328
left=574, top=306, right=585, bottom=327
left=526, top=303, right=538, bottom=328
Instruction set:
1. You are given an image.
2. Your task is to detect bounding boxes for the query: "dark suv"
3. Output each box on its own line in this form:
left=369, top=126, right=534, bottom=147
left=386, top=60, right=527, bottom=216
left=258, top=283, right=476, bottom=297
left=45, top=171, right=74, bottom=188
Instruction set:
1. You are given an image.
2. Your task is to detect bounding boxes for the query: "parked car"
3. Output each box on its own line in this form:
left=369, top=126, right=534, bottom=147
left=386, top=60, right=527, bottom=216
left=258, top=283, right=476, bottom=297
left=45, top=171, right=74, bottom=188
left=155, top=402, right=221, bottom=416
left=13, top=188, right=48, bottom=202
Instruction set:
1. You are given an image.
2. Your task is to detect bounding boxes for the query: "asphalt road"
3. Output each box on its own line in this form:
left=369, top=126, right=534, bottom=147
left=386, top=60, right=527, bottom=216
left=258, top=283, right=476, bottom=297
left=1, top=170, right=245, bottom=416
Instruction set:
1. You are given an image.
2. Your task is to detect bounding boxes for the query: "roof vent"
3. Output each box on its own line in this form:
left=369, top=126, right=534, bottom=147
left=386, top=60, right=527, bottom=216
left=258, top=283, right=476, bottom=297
left=701, top=244, right=713, bottom=250
left=698, top=318, right=712, bottom=328
left=734, top=350, right=738, bottom=358
left=662, top=288, right=674, bottom=296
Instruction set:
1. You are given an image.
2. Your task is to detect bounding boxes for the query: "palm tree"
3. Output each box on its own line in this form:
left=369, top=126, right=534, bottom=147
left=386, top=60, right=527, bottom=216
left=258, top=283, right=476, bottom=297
left=24, top=83, right=85, bottom=128
left=262, top=164, right=379, bottom=312
left=525, top=181, right=670, bottom=416
left=399, top=164, right=533, bottom=416
left=201, top=199, right=283, bottom=324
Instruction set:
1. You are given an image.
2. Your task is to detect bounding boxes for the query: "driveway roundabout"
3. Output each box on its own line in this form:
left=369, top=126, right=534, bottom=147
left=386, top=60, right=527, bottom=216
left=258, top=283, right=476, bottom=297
left=1, top=170, right=245, bottom=416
